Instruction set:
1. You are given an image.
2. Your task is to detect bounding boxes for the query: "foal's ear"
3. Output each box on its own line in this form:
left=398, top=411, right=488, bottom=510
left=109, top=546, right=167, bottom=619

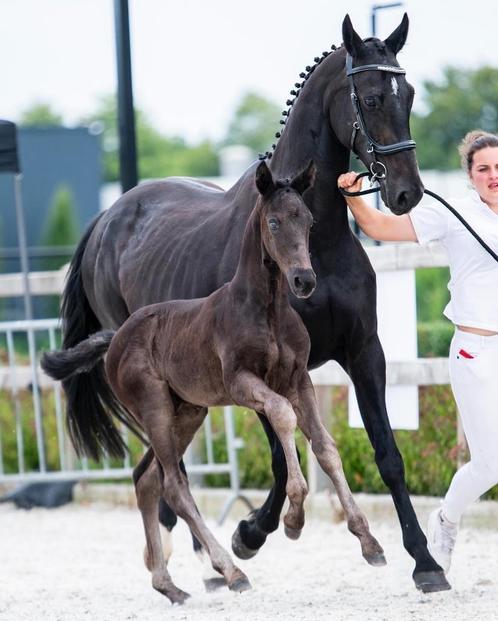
left=255, top=160, right=275, bottom=196
left=291, top=160, right=316, bottom=196
left=384, top=13, right=409, bottom=55
left=342, top=14, right=366, bottom=58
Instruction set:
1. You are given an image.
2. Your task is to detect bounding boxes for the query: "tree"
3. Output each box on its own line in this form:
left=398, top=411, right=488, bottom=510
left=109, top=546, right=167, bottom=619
left=19, top=103, right=63, bottom=127
left=39, top=185, right=79, bottom=316
left=224, top=91, right=281, bottom=156
left=40, top=185, right=79, bottom=270
left=411, top=66, right=498, bottom=170
left=81, top=95, right=219, bottom=181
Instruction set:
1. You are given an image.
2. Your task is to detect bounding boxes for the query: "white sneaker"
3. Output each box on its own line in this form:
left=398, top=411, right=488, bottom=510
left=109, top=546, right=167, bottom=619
left=427, top=508, right=458, bottom=573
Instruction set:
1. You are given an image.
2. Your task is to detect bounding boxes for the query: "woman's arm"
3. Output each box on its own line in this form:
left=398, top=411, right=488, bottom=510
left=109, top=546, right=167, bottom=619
left=338, top=172, right=418, bottom=242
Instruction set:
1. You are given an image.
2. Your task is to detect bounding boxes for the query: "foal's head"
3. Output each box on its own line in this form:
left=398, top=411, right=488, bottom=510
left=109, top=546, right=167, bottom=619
left=255, top=160, right=316, bottom=298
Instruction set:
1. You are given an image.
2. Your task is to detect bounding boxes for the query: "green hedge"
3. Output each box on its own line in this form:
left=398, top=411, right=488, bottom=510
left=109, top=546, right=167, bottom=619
left=1, top=386, right=496, bottom=500
left=417, top=320, right=454, bottom=357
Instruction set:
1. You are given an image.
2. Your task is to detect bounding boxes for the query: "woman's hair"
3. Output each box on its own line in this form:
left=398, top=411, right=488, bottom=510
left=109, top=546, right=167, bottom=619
left=458, top=130, right=498, bottom=173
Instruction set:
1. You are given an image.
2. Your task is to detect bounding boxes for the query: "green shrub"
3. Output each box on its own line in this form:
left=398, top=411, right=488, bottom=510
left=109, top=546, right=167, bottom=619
left=2, top=385, right=496, bottom=501
left=417, top=320, right=454, bottom=357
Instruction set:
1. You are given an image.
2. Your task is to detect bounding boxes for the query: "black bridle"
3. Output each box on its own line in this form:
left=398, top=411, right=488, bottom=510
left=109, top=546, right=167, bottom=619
left=346, top=53, right=416, bottom=181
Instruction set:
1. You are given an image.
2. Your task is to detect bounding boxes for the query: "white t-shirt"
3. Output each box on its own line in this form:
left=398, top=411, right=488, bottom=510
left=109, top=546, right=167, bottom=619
left=409, top=190, right=498, bottom=331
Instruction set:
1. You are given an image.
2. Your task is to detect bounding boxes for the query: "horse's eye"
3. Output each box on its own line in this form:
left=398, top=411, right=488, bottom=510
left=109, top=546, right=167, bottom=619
left=364, top=96, right=377, bottom=108
left=268, top=218, right=279, bottom=232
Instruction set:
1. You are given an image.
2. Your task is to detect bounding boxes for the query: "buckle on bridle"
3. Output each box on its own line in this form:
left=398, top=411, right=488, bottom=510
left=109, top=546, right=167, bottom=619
left=369, top=161, right=386, bottom=182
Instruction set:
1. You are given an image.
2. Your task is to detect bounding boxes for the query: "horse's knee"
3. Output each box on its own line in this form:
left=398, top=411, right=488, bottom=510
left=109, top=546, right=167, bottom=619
left=265, top=396, right=296, bottom=433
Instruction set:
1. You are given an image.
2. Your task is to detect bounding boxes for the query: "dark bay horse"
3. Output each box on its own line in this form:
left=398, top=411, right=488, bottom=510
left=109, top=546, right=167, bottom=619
left=43, top=162, right=384, bottom=603
left=59, top=14, right=449, bottom=592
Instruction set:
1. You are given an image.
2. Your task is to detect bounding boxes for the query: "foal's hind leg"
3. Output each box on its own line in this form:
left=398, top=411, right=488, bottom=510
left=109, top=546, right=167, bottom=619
left=172, top=403, right=227, bottom=592
left=141, top=384, right=251, bottom=593
left=295, top=374, right=385, bottom=566
left=133, top=449, right=190, bottom=604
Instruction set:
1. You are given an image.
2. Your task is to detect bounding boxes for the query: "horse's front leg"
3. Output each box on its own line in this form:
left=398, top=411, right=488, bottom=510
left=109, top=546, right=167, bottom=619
left=294, top=373, right=385, bottom=566
left=348, top=333, right=450, bottom=593
left=232, top=412, right=298, bottom=559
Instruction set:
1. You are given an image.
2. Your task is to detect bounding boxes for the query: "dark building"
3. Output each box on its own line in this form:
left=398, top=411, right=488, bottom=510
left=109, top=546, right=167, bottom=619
left=0, top=126, right=102, bottom=273
left=0, top=126, right=102, bottom=319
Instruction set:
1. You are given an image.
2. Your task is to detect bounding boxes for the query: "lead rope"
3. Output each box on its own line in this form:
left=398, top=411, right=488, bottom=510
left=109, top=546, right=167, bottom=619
left=339, top=172, right=498, bottom=264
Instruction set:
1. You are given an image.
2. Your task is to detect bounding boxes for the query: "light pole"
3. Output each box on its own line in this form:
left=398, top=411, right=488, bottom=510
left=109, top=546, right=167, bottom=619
left=371, top=3, right=403, bottom=245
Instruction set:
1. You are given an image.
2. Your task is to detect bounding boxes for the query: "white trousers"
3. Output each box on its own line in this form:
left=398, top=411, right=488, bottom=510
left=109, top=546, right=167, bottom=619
left=442, top=329, right=498, bottom=523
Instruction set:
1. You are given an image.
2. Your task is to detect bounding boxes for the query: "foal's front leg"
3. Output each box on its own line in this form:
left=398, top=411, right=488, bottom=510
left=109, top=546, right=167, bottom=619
left=229, top=371, right=308, bottom=538
left=295, top=373, right=385, bottom=566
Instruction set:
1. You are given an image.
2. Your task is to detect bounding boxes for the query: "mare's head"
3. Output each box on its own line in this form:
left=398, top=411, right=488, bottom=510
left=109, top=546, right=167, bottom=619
left=255, top=160, right=316, bottom=298
left=329, top=14, right=423, bottom=214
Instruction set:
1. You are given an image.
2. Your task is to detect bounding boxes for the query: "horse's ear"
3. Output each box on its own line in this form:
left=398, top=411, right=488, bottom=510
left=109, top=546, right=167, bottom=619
left=291, top=160, right=316, bottom=195
left=255, top=160, right=275, bottom=196
left=384, top=13, right=409, bottom=55
left=342, top=14, right=366, bottom=57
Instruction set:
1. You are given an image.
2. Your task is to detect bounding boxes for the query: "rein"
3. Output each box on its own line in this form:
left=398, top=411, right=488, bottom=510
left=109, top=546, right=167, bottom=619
left=339, top=174, right=498, bottom=264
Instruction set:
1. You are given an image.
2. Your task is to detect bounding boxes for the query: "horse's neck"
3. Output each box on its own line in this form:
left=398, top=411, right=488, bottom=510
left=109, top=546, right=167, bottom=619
left=229, top=205, right=287, bottom=312
left=270, top=54, right=350, bottom=228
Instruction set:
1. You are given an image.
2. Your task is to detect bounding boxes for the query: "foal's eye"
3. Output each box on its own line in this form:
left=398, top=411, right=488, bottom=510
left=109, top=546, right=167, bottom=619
left=268, top=218, right=279, bottom=232
left=363, top=96, right=377, bottom=108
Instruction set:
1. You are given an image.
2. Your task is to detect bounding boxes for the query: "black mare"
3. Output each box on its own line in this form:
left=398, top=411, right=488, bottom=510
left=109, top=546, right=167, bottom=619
left=60, top=15, right=449, bottom=592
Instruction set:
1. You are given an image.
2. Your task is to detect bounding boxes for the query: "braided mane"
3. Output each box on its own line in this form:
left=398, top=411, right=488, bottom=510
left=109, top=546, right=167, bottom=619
left=259, top=43, right=342, bottom=161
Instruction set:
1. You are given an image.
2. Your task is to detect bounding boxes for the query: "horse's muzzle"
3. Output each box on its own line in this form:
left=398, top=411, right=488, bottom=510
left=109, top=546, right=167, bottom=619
left=289, top=268, right=316, bottom=298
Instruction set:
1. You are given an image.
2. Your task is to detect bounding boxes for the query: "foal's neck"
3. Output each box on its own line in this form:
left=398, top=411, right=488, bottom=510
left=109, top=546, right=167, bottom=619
left=230, top=202, right=287, bottom=312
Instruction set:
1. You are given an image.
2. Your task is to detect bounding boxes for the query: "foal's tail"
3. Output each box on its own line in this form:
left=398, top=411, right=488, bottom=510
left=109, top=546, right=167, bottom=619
left=41, top=330, right=115, bottom=380
left=55, top=215, right=145, bottom=461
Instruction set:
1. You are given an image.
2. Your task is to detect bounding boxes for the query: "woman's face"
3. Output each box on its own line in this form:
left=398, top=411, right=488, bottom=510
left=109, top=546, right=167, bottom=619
left=469, top=146, right=498, bottom=207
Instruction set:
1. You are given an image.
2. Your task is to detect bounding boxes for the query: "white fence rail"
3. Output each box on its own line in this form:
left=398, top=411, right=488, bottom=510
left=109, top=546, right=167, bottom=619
left=0, top=318, right=245, bottom=517
left=0, top=242, right=453, bottom=498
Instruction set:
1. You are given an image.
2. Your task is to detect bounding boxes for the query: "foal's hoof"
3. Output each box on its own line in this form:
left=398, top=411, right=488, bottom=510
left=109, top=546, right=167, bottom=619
left=284, top=525, right=302, bottom=540
left=232, top=528, right=260, bottom=560
left=414, top=570, right=451, bottom=593
left=229, top=576, right=252, bottom=593
left=363, top=552, right=387, bottom=567
left=203, top=577, right=227, bottom=592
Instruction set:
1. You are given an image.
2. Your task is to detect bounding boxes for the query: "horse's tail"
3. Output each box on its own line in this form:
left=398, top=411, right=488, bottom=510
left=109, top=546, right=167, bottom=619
left=57, top=216, right=145, bottom=461
left=41, top=330, right=115, bottom=380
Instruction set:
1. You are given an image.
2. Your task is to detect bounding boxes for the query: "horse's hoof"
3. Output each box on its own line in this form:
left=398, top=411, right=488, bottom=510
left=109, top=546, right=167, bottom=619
left=414, top=570, right=451, bottom=593
left=229, top=576, right=252, bottom=593
left=232, top=528, right=260, bottom=560
left=363, top=552, right=387, bottom=567
left=203, top=577, right=227, bottom=592
left=168, top=588, right=191, bottom=605
left=284, top=525, right=302, bottom=540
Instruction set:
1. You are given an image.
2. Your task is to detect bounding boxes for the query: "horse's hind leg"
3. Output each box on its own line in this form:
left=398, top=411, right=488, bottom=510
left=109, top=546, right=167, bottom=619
left=133, top=448, right=190, bottom=604
left=295, top=374, right=385, bottom=566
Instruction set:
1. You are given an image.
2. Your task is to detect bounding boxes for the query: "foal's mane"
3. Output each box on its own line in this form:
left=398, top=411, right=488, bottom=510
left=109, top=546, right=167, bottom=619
left=258, top=42, right=342, bottom=162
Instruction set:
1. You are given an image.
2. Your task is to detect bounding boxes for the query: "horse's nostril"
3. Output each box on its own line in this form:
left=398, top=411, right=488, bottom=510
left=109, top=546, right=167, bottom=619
left=294, top=276, right=303, bottom=290
left=397, top=191, right=408, bottom=207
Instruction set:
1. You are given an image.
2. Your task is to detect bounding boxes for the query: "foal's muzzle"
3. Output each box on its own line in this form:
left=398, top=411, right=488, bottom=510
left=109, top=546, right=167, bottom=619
left=289, top=268, right=316, bottom=298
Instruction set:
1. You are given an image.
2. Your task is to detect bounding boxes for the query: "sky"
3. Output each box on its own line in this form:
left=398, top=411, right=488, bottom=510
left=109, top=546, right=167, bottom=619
left=1, top=0, right=497, bottom=144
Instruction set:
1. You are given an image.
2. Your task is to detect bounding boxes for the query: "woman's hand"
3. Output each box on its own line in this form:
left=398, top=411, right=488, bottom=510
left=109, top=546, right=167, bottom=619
left=337, top=171, right=363, bottom=194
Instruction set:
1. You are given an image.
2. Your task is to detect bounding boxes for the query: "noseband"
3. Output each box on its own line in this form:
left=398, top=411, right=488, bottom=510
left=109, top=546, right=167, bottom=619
left=346, top=53, right=416, bottom=181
